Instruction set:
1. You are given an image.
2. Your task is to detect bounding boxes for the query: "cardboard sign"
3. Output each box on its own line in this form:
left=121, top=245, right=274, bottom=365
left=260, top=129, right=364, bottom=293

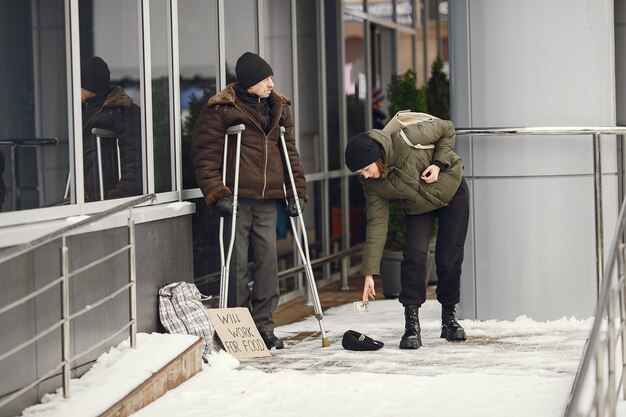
left=207, top=307, right=271, bottom=358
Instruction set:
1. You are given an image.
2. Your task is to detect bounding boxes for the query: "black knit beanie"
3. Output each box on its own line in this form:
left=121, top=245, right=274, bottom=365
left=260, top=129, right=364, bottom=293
left=235, top=52, right=274, bottom=89
left=81, top=56, right=110, bottom=93
left=345, top=132, right=383, bottom=172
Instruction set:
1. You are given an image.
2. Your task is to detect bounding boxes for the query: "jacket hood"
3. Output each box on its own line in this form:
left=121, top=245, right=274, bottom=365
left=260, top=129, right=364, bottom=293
left=207, top=83, right=291, bottom=108
left=103, top=86, right=134, bottom=108
left=366, top=129, right=396, bottom=175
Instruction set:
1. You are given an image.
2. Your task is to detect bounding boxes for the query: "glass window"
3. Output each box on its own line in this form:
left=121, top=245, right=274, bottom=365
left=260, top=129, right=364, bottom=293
left=150, top=0, right=174, bottom=193
left=398, top=32, right=415, bottom=76
left=224, top=0, right=257, bottom=84
left=324, top=0, right=341, bottom=171
left=397, top=0, right=414, bottom=26
left=178, top=0, right=218, bottom=190
left=344, top=15, right=367, bottom=140
left=296, top=0, right=323, bottom=174
left=263, top=0, right=293, bottom=99
left=367, top=0, right=393, bottom=21
left=370, top=24, right=394, bottom=129
left=345, top=0, right=364, bottom=14
left=177, top=0, right=219, bottom=284
left=426, top=0, right=446, bottom=72
left=79, top=0, right=144, bottom=201
left=0, top=0, right=69, bottom=212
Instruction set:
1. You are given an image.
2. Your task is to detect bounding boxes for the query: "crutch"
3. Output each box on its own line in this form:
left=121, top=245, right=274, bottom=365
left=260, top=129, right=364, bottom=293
left=279, top=126, right=330, bottom=347
left=218, top=124, right=246, bottom=309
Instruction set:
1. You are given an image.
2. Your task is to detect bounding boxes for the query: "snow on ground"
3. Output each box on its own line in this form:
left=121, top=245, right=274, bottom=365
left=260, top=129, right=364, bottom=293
left=20, top=300, right=593, bottom=417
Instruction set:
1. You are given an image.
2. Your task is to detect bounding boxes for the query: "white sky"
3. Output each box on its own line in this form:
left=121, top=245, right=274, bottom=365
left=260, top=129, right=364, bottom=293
left=20, top=299, right=596, bottom=417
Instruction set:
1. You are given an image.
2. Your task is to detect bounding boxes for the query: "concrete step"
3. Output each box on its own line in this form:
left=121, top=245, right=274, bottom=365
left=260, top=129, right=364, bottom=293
left=99, top=336, right=204, bottom=417
left=17, top=333, right=204, bottom=417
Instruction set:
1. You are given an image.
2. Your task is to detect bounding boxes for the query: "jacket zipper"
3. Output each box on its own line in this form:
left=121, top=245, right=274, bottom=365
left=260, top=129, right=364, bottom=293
left=233, top=102, right=275, bottom=199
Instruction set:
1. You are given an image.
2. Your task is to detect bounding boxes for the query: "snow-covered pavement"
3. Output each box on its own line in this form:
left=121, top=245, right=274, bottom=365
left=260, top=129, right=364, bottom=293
left=21, top=299, right=592, bottom=417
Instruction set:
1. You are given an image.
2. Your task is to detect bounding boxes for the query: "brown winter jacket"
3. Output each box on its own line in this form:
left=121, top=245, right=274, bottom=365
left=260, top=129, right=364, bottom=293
left=191, top=83, right=307, bottom=207
left=82, top=86, right=142, bottom=201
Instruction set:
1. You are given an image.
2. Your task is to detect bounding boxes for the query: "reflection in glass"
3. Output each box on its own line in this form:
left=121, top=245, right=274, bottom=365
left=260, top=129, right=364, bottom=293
left=344, top=0, right=364, bottom=14
left=325, top=0, right=341, bottom=171
left=398, top=31, right=416, bottom=78
left=397, top=0, right=414, bottom=26
left=263, top=0, right=293, bottom=100
left=79, top=0, right=144, bottom=201
left=178, top=0, right=218, bottom=190
left=328, top=178, right=343, bottom=251
left=370, top=24, right=394, bottom=129
left=344, top=15, right=366, bottom=139
left=367, top=0, right=393, bottom=21
left=0, top=0, right=68, bottom=212
left=178, top=1, right=219, bottom=286
left=151, top=0, right=173, bottom=193
left=296, top=0, right=322, bottom=174
left=224, top=0, right=257, bottom=84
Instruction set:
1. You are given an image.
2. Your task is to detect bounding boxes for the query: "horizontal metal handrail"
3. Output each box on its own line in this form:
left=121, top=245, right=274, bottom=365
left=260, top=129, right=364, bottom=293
left=278, top=243, right=364, bottom=280
left=194, top=243, right=363, bottom=287
left=455, top=126, right=626, bottom=136
left=0, top=193, right=156, bottom=266
left=454, top=126, right=626, bottom=294
left=71, top=322, right=133, bottom=363
left=0, top=193, right=153, bottom=410
left=68, top=244, right=131, bottom=279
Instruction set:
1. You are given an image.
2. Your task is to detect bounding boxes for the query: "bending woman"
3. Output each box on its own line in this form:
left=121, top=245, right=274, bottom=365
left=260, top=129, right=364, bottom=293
left=344, top=116, right=470, bottom=349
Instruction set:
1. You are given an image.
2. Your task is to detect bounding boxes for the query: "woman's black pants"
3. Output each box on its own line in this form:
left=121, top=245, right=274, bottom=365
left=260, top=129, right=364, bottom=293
left=399, top=178, right=470, bottom=307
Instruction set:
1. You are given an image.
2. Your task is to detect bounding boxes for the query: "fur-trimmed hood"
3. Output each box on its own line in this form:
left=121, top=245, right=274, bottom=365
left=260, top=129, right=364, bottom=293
left=207, top=83, right=291, bottom=108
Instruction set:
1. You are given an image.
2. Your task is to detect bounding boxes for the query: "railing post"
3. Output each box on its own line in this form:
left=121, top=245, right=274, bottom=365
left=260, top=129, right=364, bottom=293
left=340, top=255, right=350, bottom=291
left=593, top=132, right=605, bottom=291
left=60, top=236, right=70, bottom=399
left=595, top=347, right=605, bottom=417
left=619, top=243, right=626, bottom=401
left=128, top=207, right=137, bottom=349
left=608, top=288, right=617, bottom=417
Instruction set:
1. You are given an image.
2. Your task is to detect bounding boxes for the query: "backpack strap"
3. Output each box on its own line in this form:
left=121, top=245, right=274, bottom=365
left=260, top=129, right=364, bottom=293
left=399, top=129, right=435, bottom=150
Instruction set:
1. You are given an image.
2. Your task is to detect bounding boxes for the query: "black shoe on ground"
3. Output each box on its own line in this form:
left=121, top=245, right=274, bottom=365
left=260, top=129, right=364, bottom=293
left=260, top=331, right=284, bottom=350
left=399, top=305, right=422, bottom=349
left=441, top=305, right=466, bottom=342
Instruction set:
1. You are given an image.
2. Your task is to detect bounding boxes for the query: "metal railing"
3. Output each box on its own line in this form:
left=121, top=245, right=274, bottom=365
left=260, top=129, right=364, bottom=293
left=453, top=126, right=626, bottom=416
left=455, top=126, right=626, bottom=289
left=564, top=192, right=626, bottom=416
left=0, top=193, right=155, bottom=409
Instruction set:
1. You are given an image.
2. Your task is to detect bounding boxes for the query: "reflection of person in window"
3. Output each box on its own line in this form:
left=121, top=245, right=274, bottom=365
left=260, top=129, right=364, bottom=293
left=372, top=87, right=387, bottom=129
left=80, top=56, right=142, bottom=200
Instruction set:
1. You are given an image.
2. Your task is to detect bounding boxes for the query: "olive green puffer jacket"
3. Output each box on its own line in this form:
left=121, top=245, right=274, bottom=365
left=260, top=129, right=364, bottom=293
left=360, top=119, right=463, bottom=276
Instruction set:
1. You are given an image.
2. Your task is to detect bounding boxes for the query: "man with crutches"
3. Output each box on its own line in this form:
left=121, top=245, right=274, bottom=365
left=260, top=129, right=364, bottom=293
left=191, top=52, right=307, bottom=349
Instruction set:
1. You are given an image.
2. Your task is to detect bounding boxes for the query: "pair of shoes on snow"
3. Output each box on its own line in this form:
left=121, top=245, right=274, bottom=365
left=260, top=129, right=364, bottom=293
left=399, top=305, right=466, bottom=349
left=260, top=331, right=284, bottom=350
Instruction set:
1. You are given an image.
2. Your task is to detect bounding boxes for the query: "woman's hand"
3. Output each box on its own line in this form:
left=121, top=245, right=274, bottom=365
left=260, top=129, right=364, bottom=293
left=420, top=164, right=440, bottom=184
left=362, top=275, right=376, bottom=304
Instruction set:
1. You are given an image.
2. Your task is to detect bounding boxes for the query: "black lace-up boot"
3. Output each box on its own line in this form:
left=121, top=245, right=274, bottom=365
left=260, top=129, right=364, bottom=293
left=260, top=331, right=284, bottom=350
left=399, top=305, right=422, bottom=349
left=441, top=305, right=466, bottom=341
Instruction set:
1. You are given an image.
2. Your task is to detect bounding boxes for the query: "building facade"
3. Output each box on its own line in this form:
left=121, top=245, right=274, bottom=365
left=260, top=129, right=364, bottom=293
left=3, top=0, right=626, bottom=414
left=0, top=1, right=443, bottom=414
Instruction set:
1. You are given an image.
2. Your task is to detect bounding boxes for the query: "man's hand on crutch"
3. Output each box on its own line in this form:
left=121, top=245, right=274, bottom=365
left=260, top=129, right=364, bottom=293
left=214, top=196, right=235, bottom=217
left=285, top=196, right=305, bottom=217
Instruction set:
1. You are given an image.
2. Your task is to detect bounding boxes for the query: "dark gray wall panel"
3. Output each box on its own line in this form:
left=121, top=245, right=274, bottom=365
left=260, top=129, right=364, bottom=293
left=0, top=214, right=193, bottom=416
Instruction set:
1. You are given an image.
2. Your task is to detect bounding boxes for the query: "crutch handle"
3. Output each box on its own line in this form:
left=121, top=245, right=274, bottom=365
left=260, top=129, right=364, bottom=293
left=226, top=124, right=246, bottom=135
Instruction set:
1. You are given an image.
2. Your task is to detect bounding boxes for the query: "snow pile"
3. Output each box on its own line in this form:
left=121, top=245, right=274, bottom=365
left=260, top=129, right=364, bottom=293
left=20, top=333, right=199, bottom=417
left=19, top=300, right=593, bottom=417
